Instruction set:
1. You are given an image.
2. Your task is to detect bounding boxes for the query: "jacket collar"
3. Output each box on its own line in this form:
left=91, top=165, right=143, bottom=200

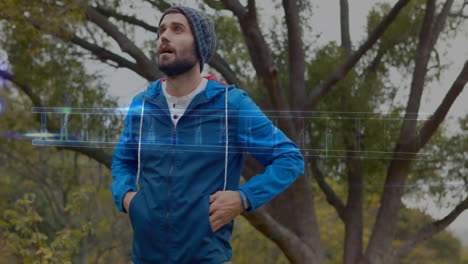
left=143, top=76, right=232, bottom=111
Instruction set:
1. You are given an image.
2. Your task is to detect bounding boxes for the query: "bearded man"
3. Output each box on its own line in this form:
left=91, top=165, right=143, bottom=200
left=111, top=6, right=304, bottom=264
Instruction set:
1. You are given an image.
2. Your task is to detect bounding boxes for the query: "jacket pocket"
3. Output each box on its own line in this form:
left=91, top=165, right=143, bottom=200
left=128, top=191, right=141, bottom=224
left=204, top=194, right=214, bottom=234
left=129, top=190, right=165, bottom=262
left=170, top=194, right=215, bottom=262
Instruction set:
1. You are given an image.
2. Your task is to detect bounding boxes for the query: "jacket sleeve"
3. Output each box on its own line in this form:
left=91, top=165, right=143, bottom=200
left=110, top=100, right=139, bottom=213
left=236, top=91, right=304, bottom=212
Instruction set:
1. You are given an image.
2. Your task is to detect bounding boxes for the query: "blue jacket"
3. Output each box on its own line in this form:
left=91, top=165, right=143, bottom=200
left=111, top=78, right=304, bottom=263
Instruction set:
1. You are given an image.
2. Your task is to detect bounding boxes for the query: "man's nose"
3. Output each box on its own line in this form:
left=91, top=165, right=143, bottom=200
left=160, top=31, right=170, bottom=43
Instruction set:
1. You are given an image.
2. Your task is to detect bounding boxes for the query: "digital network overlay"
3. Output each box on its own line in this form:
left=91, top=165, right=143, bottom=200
left=25, top=106, right=433, bottom=161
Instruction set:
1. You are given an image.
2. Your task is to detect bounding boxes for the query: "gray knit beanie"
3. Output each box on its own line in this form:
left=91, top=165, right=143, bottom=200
left=158, top=6, right=216, bottom=71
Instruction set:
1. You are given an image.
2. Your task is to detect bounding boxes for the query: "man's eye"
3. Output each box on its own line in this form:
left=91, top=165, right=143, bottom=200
left=175, top=26, right=183, bottom=32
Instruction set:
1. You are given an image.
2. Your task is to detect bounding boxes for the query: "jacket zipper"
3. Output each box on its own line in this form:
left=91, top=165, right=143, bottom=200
left=143, top=91, right=212, bottom=263
left=143, top=96, right=176, bottom=264
left=165, top=124, right=176, bottom=264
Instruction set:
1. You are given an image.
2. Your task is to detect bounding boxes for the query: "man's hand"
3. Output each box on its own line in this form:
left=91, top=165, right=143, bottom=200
left=209, top=191, right=243, bottom=232
left=123, top=191, right=137, bottom=214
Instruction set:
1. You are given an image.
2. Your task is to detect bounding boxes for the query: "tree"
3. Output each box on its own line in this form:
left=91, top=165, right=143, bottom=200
left=0, top=0, right=467, bottom=263
left=0, top=48, right=132, bottom=262
left=0, top=192, right=93, bottom=264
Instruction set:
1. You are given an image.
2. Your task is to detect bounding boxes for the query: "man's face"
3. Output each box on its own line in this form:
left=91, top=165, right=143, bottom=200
left=157, top=13, right=199, bottom=76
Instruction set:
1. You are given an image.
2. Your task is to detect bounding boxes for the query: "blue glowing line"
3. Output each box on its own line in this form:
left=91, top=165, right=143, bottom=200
left=22, top=132, right=62, bottom=139
left=31, top=107, right=129, bottom=114
left=31, top=139, right=433, bottom=161
left=0, top=132, right=62, bottom=140
left=29, top=106, right=437, bottom=161
left=30, top=107, right=433, bottom=120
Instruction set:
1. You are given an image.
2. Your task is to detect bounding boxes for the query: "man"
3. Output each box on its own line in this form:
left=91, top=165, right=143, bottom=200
left=111, top=6, right=304, bottom=264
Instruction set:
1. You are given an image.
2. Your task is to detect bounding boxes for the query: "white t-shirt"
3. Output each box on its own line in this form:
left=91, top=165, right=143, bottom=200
left=162, top=78, right=208, bottom=127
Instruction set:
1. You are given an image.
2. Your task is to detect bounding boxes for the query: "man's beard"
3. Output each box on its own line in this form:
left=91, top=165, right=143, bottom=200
left=158, top=56, right=197, bottom=76
left=157, top=44, right=198, bottom=77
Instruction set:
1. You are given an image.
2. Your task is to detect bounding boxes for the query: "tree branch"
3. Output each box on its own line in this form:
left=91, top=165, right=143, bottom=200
left=398, top=0, right=436, bottom=149
left=309, top=156, right=346, bottom=221
left=24, top=16, right=155, bottom=81
left=69, top=35, right=140, bottom=73
left=449, top=13, right=468, bottom=18
left=203, top=0, right=225, bottom=10
left=396, top=196, right=468, bottom=258
left=1, top=70, right=113, bottom=169
left=365, top=48, right=385, bottom=76
left=143, top=0, right=172, bottom=11
left=283, top=0, right=306, bottom=109
left=305, top=0, right=411, bottom=111
left=364, top=2, right=440, bottom=262
left=247, top=0, right=256, bottom=18
left=220, top=0, right=295, bottom=138
left=220, top=0, right=248, bottom=18
left=241, top=206, right=319, bottom=263
left=343, top=128, right=364, bottom=264
left=340, top=0, right=352, bottom=55
left=207, top=53, right=244, bottom=89
left=0, top=71, right=43, bottom=109
left=417, top=60, right=468, bottom=149
left=242, top=153, right=326, bottom=262
left=429, top=0, right=454, bottom=48
left=448, top=0, right=468, bottom=19
left=86, top=6, right=160, bottom=81
left=94, top=5, right=159, bottom=33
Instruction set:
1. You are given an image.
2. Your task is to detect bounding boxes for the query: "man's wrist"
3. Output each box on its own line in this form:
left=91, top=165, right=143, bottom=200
left=237, top=190, right=251, bottom=211
left=123, top=191, right=136, bottom=213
